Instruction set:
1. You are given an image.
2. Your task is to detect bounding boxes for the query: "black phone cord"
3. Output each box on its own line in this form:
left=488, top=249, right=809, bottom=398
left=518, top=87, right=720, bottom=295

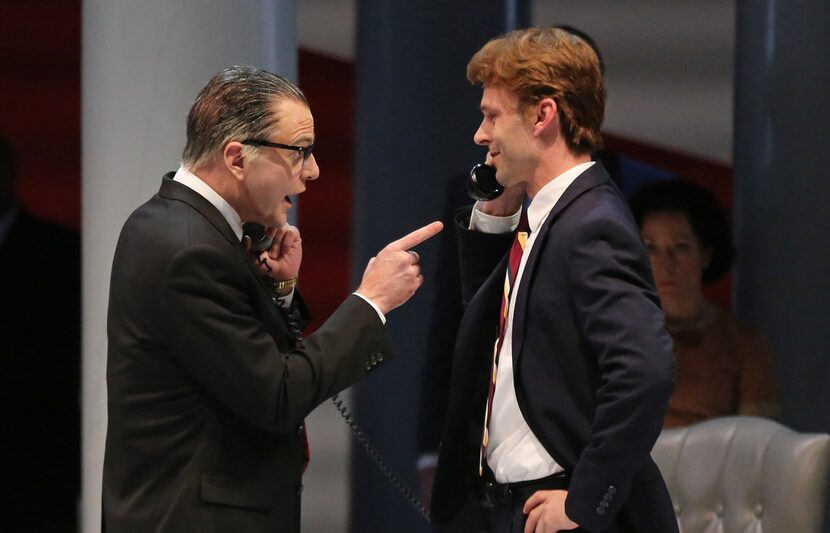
left=330, top=393, right=432, bottom=523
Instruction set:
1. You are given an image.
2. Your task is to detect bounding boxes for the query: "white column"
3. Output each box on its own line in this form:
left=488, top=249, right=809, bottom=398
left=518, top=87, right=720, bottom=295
left=81, top=1, right=296, bottom=531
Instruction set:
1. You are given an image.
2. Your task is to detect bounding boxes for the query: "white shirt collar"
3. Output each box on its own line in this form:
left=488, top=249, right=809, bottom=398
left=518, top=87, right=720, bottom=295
left=526, top=161, right=595, bottom=232
left=172, top=165, right=243, bottom=241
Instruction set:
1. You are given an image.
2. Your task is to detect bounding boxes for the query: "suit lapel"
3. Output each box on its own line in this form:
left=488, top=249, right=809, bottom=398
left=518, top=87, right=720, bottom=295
left=511, top=163, right=612, bottom=358
left=159, top=173, right=239, bottom=244
left=158, top=173, right=270, bottom=289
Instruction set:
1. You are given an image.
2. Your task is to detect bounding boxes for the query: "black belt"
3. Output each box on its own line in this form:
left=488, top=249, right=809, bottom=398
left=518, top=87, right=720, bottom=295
left=481, top=471, right=571, bottom=508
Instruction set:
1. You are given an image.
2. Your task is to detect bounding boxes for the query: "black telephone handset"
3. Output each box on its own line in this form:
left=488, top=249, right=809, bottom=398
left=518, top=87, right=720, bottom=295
left=242, top=222, right=274, bottom=252
left=467, top=163, right=503, bottom=201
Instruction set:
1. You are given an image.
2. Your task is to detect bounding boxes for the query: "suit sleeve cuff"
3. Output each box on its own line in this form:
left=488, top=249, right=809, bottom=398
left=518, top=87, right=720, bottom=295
left=352, top=292, right=386, bottom=324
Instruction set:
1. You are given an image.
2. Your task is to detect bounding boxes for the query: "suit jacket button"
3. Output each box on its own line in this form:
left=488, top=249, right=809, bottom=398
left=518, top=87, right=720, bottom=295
left=603, top=493, right=613, bottom=502
left=298, top=424, right=305, bottom=435
left=376, top=352, right=384, bottom=362
left=297, top=483, right=303, bottom=495
left=596, top=506, right=606, bottom=516
left=599, top=500, right=609, bottom=509
left=608, top=485, right=617, bottom=495
left=364, top=362, right=372, bottom=371
left=369, top=354, right=377, bottom=364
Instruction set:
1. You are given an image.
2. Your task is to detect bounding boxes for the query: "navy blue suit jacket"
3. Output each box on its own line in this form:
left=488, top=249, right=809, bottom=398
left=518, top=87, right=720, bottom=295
left=431, top=164, right=678, bottom=533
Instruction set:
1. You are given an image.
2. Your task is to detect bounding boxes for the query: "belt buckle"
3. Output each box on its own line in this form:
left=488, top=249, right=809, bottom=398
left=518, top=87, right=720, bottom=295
left=482, top=479, right=513, bottom=508
left=482, top=480, right=497, bottom=509
left=501, top=484, right=513, bottom=504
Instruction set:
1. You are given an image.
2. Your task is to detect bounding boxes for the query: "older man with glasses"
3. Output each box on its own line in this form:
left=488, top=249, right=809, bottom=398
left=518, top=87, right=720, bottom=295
left=103, top=65, right=442, bottom=533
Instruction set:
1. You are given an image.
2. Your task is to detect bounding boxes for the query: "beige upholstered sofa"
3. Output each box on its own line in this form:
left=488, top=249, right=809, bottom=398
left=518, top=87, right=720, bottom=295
left=652, top=416, right=830, bottom=533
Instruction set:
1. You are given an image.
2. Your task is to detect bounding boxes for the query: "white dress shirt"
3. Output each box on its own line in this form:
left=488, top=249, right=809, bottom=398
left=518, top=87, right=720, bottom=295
left=470, top=161, right=594, bottom=483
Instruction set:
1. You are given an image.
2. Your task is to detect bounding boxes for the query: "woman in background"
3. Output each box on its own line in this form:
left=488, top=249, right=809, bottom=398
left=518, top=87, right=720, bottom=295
left=630, top=180, right=777, bottom=427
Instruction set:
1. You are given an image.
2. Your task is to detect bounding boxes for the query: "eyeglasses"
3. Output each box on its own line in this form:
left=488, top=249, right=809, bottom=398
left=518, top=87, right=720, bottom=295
left=241, top=139, right=315, bottom=162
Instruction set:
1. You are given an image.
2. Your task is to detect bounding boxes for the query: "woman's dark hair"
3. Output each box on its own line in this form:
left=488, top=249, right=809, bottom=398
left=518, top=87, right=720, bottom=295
left=629, top=179, right=735, bottom=284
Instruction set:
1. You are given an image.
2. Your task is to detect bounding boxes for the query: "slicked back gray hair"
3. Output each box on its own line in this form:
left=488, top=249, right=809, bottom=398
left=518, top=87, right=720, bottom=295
left=182, top=65, right=308, bottom=169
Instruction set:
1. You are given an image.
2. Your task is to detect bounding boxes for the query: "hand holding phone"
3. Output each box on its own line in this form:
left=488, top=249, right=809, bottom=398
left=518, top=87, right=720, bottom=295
left=243, top=222, right=302, bottom=282
left=242, top=222, right=275, bottom=253
left=466, top=163, right=503, bottom=201
left=258, top=225, right=302, bottom=281
left=466, top=162, right=525, bottom=217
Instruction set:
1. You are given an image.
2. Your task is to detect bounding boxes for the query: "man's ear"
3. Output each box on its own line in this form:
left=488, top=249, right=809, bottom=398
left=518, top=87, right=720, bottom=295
left=533, top=97, right=558, bottom=137
left=223, top=141, right=246, bottom=181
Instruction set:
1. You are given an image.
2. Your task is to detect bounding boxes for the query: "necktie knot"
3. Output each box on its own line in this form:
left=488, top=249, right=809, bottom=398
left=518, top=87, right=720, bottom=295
left=510, top=209, right=530, bottom=282
left=517, top=209, right=530, bottom=235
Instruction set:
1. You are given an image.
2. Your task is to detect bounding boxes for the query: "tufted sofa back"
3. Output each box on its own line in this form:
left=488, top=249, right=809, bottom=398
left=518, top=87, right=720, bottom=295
left=652, top=416, right=830, bottom=533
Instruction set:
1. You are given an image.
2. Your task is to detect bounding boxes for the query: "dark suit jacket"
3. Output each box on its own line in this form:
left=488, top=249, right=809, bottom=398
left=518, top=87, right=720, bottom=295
left=431, top=164, right=678, bottom=533
left=417, top=154, right=675, bottom=463
left=0, top=208, right=80, bottom=531
left=103, top=175, right=392, bottom=533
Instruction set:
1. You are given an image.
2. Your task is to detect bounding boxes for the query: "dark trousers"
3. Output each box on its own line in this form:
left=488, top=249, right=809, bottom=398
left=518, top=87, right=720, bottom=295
left=483, top=470, right=586, bottom=533
left=490, top=502, right=527, bottom=533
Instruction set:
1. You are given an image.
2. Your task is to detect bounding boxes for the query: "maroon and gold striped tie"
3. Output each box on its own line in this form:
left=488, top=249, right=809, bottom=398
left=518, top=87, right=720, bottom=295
left=479, top=211, right=530, bottom=476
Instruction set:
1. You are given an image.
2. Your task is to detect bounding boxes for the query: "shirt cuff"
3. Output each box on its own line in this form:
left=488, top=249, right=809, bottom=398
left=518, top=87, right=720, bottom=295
left=352, top=292, right=387, bottom=324
left=274, top=289, right=294, bottom=309
left=469, top=201, right=521, bottom=234
left=417, top=453, right=439, bottom=471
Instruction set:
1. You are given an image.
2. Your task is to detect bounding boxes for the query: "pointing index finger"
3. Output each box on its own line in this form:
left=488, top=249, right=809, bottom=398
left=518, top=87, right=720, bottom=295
left=387, top=221, right=444, bottom=251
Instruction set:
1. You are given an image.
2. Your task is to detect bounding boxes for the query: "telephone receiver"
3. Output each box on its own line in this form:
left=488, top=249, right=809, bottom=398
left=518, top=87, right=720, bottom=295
left=466, top=163, right=504, bottom=201
left=242, top=222, right=274, bottom=253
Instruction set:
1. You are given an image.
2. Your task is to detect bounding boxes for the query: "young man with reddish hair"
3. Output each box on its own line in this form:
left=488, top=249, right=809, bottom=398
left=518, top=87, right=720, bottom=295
left=432, top=28, right=677, bottom=533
